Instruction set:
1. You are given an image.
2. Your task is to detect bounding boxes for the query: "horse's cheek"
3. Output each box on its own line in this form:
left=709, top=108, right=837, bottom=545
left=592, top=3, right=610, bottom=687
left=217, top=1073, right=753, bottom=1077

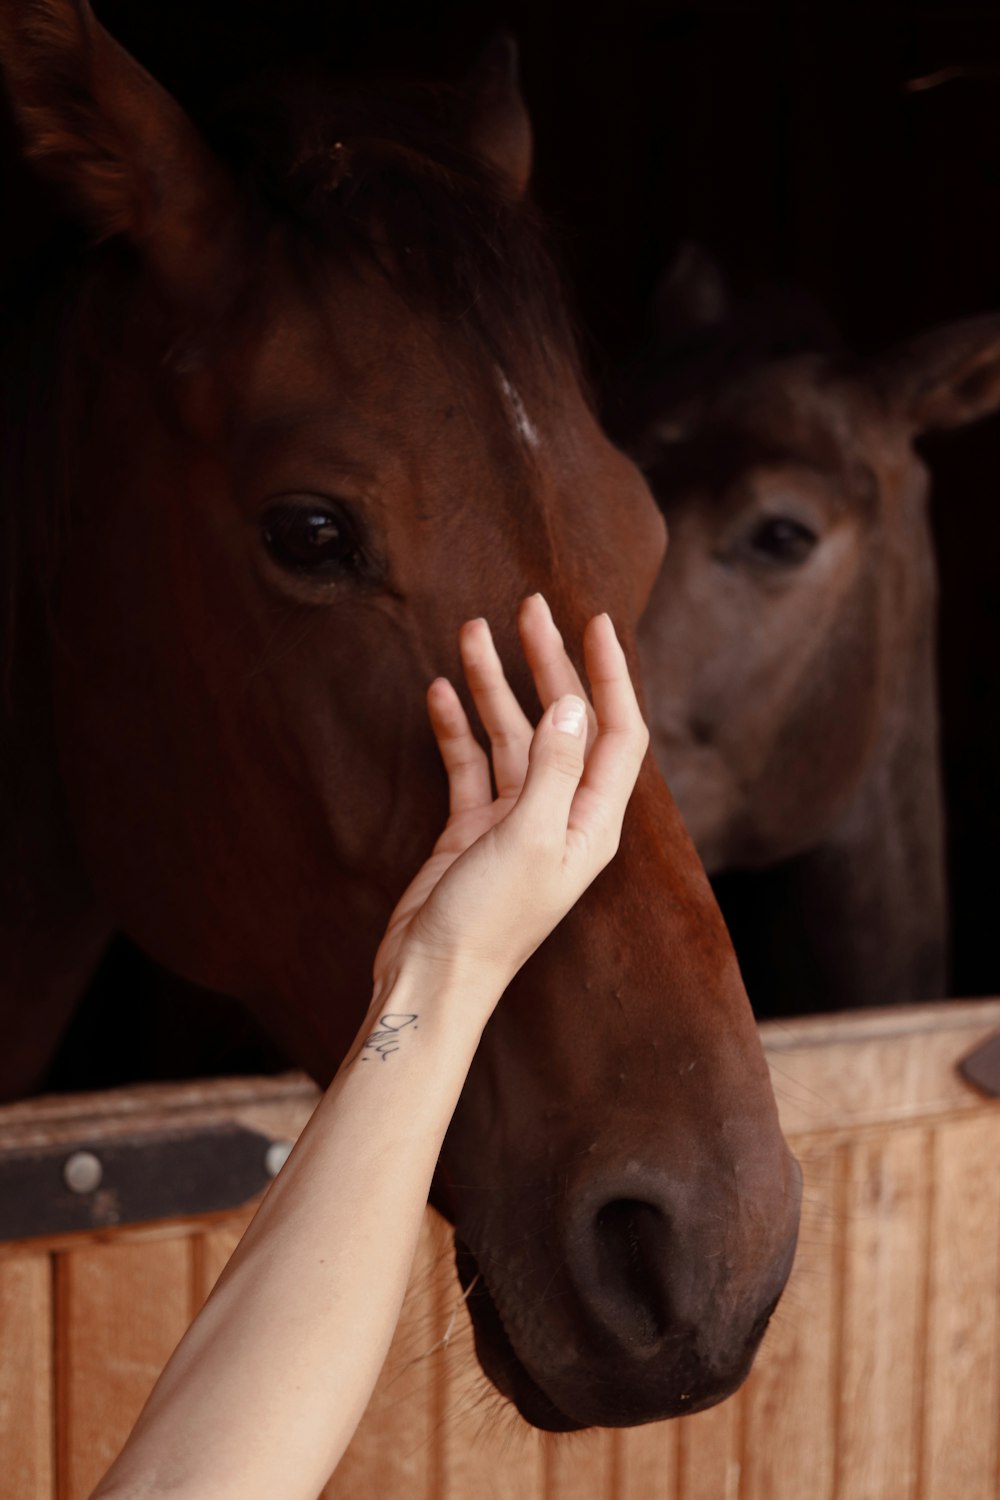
left=47, top=508, right=442, bottom=1019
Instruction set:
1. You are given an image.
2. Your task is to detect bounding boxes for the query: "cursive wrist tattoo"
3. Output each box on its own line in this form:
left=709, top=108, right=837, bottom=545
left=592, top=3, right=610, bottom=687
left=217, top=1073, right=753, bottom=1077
left=359, top=1013, right=419, bottom=1062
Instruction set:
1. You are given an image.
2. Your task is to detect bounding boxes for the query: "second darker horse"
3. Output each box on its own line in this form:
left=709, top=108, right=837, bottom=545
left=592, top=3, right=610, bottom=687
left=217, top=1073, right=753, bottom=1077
left=618, top=247, right=1000, bottom=1013
left=0, top=10, right=799, bottom=1431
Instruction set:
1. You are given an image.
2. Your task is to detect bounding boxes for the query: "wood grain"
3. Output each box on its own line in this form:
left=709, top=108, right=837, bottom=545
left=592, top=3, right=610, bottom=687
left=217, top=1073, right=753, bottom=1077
left=922, top=1113, right=1000, bottom=1500
left=0, top=1252, right=54, bottom=1499
left=762, top=1000, right=1000, bottom=1137
left=835, top=1128, right=929, bottom=1500
left=614, top=1419, right=679, bottom=1500
left=739, top=1136, right=841, bottom=1500
left=544, top=1427, right=617, bottom=1500
left=54, top=1235, right=193, bottom=1500
left=675, top=1396, right=740, bottom=1500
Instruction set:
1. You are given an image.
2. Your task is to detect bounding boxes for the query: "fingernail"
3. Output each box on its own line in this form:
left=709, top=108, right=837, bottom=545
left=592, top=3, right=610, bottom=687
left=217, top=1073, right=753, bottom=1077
left=552, top=694, right=587, bottom=736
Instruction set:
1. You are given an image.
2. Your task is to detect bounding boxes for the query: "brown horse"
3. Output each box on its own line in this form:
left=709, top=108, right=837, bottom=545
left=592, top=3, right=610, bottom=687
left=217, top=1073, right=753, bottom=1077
left=0, top=8, right=800, bottom=1431
left=617, top=246, right=1000, bottom=1014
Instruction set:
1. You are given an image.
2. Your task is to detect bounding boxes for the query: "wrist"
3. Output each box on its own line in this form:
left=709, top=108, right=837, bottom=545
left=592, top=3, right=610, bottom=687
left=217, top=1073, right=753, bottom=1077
left=328, top=956, right=501, bottom=1131
left=367, top=950, right=506, bottom=1046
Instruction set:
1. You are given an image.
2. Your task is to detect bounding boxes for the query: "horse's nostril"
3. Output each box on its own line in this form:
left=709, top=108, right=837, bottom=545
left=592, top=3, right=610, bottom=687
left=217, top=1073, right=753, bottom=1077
left=592, top=1197, right=673, bottom=1345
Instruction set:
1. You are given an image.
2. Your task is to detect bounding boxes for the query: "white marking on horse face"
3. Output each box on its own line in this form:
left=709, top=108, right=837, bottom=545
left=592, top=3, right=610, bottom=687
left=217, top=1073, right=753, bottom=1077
left=496, top=368, right=541, bottom=451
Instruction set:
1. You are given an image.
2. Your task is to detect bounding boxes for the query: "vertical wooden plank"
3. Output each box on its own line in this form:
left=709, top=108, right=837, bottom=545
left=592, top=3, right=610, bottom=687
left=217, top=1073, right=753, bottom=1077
left=675, top=1393, right=741, bottom=1500
left=545, top=1428, right=616, bottom=1500
left=614, top=1419, right=678, bottom=1500
left=433, top=1210, right=546, bottom=1500
left=923, top=1114, right=1000, bottom=1500
left=437, top=1378, right=546, bottom=1500
left=0, top=1253, right=55, bottom=1500
left=434, top=1341, right=547, bottom=1500
left=739, top=1137, right=841, bottom=1500
left=56, top=1235, right=194, bottom=1500
left=327, top=1211, right=449, bottom=1500
left=837, top=1127, right=929, bottom=1500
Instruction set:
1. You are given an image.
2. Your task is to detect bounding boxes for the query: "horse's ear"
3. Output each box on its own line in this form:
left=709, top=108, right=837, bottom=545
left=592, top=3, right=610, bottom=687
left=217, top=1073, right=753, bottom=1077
left=653, top=243, right=730, bottom=345
left=0, top=0, right=240, bottom=311
left=461, top=33, right=533, bottom=197
left=875, top=315, right=1000, bottom=433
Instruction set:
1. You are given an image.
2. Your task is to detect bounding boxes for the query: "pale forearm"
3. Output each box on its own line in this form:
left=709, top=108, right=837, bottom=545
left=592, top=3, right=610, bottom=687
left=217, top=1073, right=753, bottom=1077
left=91, top=966, right=493, bottom=1500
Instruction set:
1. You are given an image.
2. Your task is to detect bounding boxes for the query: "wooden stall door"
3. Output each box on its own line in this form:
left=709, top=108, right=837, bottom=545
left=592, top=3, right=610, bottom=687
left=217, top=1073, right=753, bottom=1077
left=1, top=1001, right=998, bottom=1500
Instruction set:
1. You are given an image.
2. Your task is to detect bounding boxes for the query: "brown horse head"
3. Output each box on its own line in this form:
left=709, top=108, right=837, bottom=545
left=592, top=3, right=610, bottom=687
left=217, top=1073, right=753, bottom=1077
left=614, top=249, right=1000, bottom=1010
left=622, top=249, right=1000, bottom=878
left=1, top=13, right=799, bottom=1428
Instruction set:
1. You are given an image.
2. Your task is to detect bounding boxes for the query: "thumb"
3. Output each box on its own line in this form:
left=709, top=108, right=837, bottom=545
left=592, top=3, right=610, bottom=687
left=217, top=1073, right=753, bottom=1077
left=509, top=694, right=588, bottom=841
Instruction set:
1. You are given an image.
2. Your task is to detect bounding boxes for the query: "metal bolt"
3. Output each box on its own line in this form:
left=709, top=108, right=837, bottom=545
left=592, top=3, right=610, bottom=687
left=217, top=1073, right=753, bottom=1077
left=63, top=1151, right=103, bottom=1194
left=264, top=1140, right=293, bottom=1178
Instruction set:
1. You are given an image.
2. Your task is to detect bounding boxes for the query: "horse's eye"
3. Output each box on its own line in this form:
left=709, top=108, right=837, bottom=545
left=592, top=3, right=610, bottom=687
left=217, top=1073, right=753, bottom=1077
left=261, top=501, right=363, bottom=576
left=746, top=516, right=818, bottom=566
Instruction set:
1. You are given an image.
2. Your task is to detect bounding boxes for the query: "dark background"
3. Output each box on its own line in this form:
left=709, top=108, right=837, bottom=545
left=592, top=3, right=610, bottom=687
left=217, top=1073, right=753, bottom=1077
left=5, top=1, right=1000, bottom=1082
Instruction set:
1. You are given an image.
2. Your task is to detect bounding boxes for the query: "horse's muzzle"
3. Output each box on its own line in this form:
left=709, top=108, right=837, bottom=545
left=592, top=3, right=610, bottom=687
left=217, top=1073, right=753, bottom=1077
left=454, top=1148, right=802, bottom=1431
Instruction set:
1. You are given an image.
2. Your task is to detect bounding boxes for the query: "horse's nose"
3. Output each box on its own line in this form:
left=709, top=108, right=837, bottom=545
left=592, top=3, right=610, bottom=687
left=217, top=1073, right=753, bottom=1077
left=566, top=1160, right=800, bottom=1380
left=451, top=1147, right=801, bottom=1429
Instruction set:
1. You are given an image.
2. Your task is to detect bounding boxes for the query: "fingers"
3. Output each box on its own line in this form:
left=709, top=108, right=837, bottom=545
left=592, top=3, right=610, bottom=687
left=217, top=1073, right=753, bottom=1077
left=433, top=602, right=648, bottom=874
left=426, top=677, right=492, bottom=816
left=518, top=594, right=598, bottom=746
left=566, top=613, right=649, bottom=848
left=508, top=692, right=589, bottom=840
left=458, top=617, right=533, bottom=798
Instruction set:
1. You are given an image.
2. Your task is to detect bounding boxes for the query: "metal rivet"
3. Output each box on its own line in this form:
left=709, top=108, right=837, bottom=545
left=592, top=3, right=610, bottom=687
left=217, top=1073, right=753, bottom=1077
left=264, top=1140, right=293, bottom=1178
left=64, top=1151, right=103, bottom=1194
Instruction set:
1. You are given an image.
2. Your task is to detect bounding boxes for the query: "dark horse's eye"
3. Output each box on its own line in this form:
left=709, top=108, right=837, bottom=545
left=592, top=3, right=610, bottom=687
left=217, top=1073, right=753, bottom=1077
left=261, top=501, right=364, bottom=577
left=746, top=516, right=818, bottom=566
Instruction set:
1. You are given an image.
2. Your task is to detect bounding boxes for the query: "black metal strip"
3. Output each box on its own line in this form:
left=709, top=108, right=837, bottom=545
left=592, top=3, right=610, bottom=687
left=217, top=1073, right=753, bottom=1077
left=0, top=1124, right=279, bottom=1242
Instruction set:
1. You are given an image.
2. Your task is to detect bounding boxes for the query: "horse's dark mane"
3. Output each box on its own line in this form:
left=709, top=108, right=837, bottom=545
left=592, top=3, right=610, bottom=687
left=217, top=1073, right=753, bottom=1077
left=202, top=73, right=580, bottom=392
left=655, top=285, right=846, bottom=396
left=608, top=283, right=849, bottom=446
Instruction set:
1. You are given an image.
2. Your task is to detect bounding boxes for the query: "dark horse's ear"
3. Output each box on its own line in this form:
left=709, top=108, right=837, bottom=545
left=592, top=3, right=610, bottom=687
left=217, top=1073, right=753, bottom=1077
left=461, top=33, right=533, bottom=197
left=653, top=243, right=730, bottom=346
left=875, top=314, right=1000, bottom=433
left=0, top=0, right=241, bottom=312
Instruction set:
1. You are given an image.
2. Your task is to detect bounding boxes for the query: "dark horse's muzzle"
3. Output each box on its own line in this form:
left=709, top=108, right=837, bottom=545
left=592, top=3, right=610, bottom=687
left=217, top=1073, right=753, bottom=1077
left=449, top=1137, right=802, bottom=1431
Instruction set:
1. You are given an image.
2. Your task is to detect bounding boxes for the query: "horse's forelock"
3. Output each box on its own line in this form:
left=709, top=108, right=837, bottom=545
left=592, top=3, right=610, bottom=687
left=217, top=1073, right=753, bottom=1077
left=207, top=77, right=581, bottom=401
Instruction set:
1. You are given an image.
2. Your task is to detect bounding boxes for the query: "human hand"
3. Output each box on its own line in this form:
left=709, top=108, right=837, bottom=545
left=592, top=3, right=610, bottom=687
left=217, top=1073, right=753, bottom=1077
left=371, top=594, right=649, bottom=1010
